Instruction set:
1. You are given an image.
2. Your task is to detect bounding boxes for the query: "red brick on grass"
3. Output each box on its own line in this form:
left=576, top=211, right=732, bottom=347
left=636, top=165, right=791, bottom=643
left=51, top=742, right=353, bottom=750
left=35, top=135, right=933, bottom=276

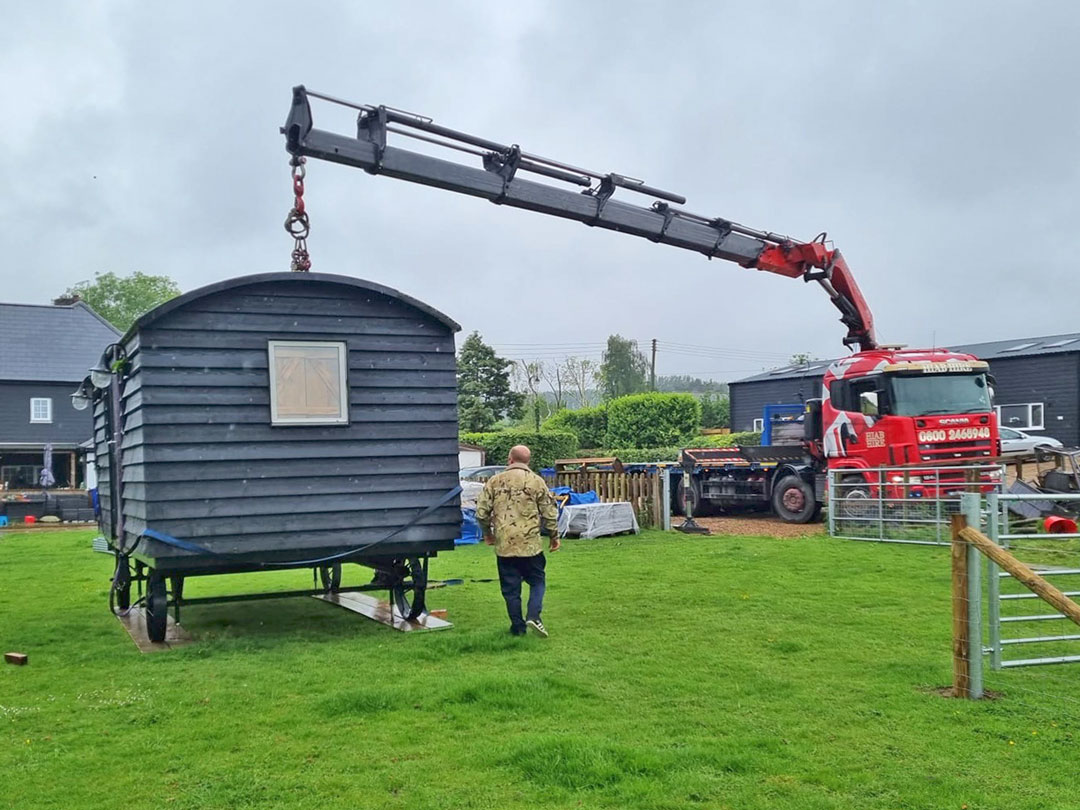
left=4, top=652, right=28, bottom=666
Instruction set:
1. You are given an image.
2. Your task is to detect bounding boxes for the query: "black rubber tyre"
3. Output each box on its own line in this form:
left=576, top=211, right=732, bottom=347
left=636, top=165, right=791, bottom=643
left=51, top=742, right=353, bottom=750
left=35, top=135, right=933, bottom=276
left=675, top=476, right=709, bottom=517
left=836, top=475, right=877, bottom=520
left=112, top=554, right=131, bottom=612
left=146, top=574, right=168, bottom=643
left=772, top=476, right=818, bottom=524
left=389, top=557, right=427, bottom=621
left=319, top=563, right=342, bottom=593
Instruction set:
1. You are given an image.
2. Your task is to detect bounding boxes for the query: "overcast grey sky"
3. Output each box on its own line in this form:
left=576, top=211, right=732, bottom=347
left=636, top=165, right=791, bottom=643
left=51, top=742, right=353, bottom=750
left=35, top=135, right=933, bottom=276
left=3, top=1, right=1079, bottom=380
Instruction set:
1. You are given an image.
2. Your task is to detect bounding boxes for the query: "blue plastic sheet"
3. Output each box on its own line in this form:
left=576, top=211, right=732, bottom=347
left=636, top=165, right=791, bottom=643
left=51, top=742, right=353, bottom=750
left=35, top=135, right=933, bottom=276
left=551, top=486, right=599, bottom=506
left=456, top=507, right=482, bottom=545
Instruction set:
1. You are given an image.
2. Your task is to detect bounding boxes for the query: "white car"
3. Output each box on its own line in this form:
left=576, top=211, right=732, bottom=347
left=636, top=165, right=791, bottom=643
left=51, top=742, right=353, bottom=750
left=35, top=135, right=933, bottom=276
left=999, top=427, right=1063, bottom=455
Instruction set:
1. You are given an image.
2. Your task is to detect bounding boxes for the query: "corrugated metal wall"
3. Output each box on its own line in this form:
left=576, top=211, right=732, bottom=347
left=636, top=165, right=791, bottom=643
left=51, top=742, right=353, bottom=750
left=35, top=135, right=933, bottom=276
left=730, top=376, right=824, bottom=433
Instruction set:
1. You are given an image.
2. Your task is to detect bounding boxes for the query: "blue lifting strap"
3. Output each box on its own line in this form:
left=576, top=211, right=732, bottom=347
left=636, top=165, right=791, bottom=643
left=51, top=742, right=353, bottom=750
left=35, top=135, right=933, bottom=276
left=136, top=485, right=462, bottom=568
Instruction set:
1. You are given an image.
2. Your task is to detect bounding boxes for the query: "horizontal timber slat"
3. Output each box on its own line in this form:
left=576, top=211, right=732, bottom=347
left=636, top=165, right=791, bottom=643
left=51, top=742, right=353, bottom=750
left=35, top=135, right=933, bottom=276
left=122, top=471, right=459, bottom=501
left=128, top=489, right=460, bottom=521
left=121, top=438, right=460, bottom=464
left=138, top=329, right=454, bottom=354
left=128, top=523, right=457, bottom=561
left=136, top=347, right=456, bottom=371
left=124, top=403, right=458, bottom=427
left=122, top=454, right=460, bottom=483
left=154, top=310, right=446, bottom=335
left=119, top=422, right=457, bottom=449
left=132, top=386, right=458, bottom=407
left=136, top=367, right=456, bottom=389
left=127, top=506, right=460, bottom=540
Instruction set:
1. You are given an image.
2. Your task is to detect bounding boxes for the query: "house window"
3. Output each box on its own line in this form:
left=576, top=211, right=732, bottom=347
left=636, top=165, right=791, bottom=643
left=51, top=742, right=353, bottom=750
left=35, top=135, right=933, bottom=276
left=268, top=340, right=349, bottom=426
left=30, top=397, right=52, bottom=424
left=752, top=418, right=764, bottom=432
left=996, top=403, right=1044, bottom=431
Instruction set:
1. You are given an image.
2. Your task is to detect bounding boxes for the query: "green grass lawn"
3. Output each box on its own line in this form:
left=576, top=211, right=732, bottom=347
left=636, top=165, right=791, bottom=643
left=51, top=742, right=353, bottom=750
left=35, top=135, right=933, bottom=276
left=2, top=528, right=1079, bottom=809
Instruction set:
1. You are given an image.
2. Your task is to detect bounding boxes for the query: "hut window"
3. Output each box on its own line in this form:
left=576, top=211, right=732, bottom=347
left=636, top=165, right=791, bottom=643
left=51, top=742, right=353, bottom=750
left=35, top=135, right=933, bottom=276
left=268, top=341, right=349, bottom=426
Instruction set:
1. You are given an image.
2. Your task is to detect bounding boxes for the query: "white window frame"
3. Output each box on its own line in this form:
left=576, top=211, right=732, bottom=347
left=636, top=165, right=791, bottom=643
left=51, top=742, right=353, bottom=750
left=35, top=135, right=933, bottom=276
left=30, top=397, right=53, bottom=424
left=267, top=340, right=349, bottom=426
left=995, top=402, right=1044, bottom=431
left=752, top=418, right=764, bottom=432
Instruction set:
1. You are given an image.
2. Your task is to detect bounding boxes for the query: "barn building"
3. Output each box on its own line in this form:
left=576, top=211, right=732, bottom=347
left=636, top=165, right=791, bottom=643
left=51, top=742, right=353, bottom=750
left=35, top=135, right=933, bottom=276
left=730, top=333, right=1080, bottom=447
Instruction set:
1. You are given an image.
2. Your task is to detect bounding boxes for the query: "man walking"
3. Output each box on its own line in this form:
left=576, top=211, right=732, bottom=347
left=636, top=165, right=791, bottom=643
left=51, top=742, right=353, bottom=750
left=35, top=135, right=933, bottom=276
left=475, top=444, right=560, bottom=637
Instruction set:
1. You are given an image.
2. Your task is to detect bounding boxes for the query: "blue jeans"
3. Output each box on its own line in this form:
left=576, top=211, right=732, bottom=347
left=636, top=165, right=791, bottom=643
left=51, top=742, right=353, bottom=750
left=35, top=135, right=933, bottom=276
left=497, top=553, right=546, bottom=633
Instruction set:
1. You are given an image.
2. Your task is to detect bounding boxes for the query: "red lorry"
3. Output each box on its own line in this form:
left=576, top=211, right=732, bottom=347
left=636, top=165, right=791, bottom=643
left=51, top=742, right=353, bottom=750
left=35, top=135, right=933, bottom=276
left=281, top=87, right=998, bottom=522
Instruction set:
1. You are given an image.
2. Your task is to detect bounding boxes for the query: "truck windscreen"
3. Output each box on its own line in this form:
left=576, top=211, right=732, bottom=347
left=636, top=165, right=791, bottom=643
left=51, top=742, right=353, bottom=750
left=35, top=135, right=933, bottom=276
left=888, top=373, right=992, bottom=416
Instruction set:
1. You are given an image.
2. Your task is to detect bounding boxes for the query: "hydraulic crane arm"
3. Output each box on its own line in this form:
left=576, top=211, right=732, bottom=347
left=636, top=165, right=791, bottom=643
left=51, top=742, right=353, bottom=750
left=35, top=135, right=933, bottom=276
left=282, top=86, right=877, bottom=351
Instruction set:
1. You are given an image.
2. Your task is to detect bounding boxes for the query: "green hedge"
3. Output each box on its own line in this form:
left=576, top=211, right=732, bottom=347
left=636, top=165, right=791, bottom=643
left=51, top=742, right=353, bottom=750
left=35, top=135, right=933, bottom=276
left=541, top=404, right=608, bottom=448
left=605, top=392, right=701, bottom=449
left=460, top=430, right=579, bottom=471
left=604, top=447, right=682, bottom=463
left=687, top=431, right=762, bottom=448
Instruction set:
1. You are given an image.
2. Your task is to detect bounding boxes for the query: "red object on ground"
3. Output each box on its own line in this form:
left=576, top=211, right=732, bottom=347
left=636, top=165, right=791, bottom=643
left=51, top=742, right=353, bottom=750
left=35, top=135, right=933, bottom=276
left=23, top=516, right=36, bottom=525
left=1044, top=515, right=1078, bottom=534
left=4, top=652, right=28, bottom=666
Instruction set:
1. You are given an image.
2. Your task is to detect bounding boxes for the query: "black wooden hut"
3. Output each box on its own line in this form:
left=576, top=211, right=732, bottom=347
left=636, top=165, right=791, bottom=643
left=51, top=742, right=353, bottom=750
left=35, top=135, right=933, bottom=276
left=87, top=272, right=461, bottom=641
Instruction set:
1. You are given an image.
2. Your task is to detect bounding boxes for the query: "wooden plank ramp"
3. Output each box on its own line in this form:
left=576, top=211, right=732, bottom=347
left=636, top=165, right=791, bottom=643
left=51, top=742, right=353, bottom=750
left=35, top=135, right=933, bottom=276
left=313, top=592, right=452, bottom=632
left=115, top=607, right=194, bottom=653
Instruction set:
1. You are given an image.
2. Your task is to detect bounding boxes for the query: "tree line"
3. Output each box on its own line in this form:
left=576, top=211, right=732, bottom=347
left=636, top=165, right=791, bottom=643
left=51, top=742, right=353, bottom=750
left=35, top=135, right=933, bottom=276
left=457, top=331, right=731, bottom=433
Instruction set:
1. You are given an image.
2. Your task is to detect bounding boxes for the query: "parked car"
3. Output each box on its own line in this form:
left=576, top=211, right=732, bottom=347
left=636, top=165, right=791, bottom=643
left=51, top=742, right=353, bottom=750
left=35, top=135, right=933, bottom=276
left=458, top=465, right=506, bottom=482
left=999, top=427, right=1063, bottom=455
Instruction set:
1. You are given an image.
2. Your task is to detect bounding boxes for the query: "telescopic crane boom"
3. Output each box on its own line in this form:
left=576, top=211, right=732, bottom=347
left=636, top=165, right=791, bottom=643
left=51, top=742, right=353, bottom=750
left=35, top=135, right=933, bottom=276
left=282, top=86, right=877, bottom=351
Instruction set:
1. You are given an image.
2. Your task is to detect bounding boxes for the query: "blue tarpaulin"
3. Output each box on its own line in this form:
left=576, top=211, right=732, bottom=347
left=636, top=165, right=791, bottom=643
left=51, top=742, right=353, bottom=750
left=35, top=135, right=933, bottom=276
left=550, top=486, right=599, bottom=506
left=455, top=507, right=482, bottom=545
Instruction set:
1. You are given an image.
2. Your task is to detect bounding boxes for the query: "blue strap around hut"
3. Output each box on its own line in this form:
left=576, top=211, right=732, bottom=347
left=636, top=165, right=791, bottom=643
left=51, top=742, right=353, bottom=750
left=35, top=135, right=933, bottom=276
left=136, top=485, right=463, bottom=568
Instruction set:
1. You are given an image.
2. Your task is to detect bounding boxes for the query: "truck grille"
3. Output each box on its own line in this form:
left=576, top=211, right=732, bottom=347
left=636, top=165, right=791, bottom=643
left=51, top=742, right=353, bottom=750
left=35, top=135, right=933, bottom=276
left=920, top=440, right=994, bottom=462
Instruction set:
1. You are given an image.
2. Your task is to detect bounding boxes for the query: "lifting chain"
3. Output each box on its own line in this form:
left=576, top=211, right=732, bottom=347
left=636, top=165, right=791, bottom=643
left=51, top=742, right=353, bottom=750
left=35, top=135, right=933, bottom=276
left=284, top=156, right=312, bottom=272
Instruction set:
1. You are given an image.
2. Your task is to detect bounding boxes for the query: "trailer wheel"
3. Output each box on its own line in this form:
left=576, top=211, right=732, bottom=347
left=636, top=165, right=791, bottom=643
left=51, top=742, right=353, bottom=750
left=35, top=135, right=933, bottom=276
left=319, top=563, right=342, bottom=593
left=145, top=574, right=168, bottom=643
left=772, top=476, right=818, bottom=524
left=389, top=557, right=427, bottom=621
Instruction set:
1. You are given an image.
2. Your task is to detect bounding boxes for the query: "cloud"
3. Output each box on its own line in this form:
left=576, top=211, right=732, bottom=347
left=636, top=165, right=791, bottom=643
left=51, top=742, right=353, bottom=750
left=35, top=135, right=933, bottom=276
left=2, top=1, right=1078, bottom=380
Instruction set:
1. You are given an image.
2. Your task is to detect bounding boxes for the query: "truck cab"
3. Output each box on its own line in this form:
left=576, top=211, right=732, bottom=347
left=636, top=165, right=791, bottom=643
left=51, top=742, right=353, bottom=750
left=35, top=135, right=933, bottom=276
left=820, top=348, right=998, bottom=503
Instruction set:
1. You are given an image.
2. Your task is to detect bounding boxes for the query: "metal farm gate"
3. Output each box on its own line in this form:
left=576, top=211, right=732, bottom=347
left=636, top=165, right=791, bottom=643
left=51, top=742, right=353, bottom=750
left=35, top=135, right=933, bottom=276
left=827, top=465, right=1005, bottom=546
left=982, top=492, right=1080, bottom=670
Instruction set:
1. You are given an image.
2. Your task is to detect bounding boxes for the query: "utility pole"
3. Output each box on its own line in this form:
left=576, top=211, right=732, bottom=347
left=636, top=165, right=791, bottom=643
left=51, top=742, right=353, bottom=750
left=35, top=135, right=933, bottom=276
left=650, top=338, right=657, bottom=391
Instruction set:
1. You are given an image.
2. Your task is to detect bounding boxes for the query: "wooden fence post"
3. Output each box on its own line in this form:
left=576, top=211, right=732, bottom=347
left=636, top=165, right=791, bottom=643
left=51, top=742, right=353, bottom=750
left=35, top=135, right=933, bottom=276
left=951, top=513, right=971, bottom=698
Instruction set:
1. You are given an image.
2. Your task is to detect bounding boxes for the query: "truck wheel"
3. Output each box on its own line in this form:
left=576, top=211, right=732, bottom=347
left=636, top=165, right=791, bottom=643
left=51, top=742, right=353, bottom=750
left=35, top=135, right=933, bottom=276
left=837, top=475, right=876, bottom=519
left=676, top=477, right=709, bottom=517
left=772, top=476, right=818, bottom=524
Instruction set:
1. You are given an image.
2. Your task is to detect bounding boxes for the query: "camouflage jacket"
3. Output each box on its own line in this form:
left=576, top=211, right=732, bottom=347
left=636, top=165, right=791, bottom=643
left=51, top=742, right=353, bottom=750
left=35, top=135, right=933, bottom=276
left=475, top=463, right=559, bottom=557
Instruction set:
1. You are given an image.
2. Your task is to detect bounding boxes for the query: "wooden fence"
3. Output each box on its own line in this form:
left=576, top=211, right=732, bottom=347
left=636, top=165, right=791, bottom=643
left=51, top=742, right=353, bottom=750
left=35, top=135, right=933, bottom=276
left=547, top=470, right=667, bottom=530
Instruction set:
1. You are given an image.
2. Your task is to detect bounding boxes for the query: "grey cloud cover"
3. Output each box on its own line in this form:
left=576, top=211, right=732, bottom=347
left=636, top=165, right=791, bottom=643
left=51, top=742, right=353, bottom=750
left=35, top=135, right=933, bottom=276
left=3, top=1, right=1078, bottom=379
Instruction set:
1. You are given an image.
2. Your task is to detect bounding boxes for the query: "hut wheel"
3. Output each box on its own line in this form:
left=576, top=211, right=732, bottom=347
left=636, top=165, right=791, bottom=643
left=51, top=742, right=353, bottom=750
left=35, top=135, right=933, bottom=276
left=145, top=573, right=168, bottom=643
left=110, top=553, right=132, bottom=613
left=389, top=557, right=427, bottom=621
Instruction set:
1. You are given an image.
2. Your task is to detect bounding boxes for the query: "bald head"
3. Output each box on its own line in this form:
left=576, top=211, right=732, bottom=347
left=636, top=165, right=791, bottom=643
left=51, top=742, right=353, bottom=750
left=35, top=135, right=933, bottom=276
left=508, top=445, right=531, bottom=465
